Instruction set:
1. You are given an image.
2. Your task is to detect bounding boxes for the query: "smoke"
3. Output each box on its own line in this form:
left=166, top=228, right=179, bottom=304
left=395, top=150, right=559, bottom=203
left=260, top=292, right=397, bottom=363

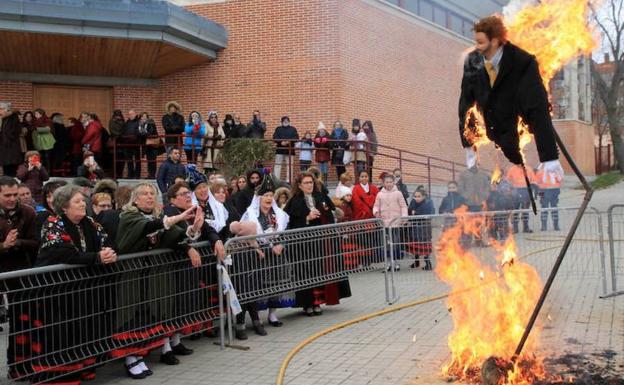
left=503, top=0, right=538, bottom=23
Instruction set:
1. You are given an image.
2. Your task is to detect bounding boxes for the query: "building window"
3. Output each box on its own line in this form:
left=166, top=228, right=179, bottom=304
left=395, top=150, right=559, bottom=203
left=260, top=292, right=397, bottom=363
left=433, top=6, right=446, bottom=26
left=403, top=0, right=418, bottom=13
left=449, top=13, right=463, bottom=35
left=419, top=0, right=434, bottom=21
left=463, top=20, right=474, bottom=37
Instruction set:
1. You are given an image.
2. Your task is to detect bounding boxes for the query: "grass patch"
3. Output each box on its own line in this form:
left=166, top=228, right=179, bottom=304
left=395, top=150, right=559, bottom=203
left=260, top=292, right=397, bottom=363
left=590, top=171, right=624, bottom=190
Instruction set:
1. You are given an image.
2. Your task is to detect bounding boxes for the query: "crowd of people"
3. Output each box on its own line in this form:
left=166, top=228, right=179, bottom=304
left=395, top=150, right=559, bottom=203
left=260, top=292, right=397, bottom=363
left=0, top=101, right=379, bottom=185
left=0, top=98, right=563, bottom=384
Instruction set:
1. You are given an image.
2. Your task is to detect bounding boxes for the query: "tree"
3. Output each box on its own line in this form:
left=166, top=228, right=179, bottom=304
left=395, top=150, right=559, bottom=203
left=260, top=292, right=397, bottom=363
left=217, top=138, right=275, bottom=178
left=591, top=0, right=624, bottom=173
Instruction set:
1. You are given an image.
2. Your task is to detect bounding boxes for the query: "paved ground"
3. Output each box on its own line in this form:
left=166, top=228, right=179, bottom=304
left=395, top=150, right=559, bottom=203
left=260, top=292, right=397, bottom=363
left=84, top=183, right=624, bottom=385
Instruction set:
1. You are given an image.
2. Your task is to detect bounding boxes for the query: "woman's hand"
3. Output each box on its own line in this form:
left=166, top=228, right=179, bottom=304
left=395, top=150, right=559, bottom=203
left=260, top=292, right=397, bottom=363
left=177, top=206, right=196, bottom=224
left=99, top=247, right=117, bottom=264
left=192, top=206, right=204, bottom=233
left=188, top=247, right=201, bottom=268
left=214, top=240, right=225, bottom=261
left=306, top=208, right=320, bottom=222
left=272, top=244, right=284, bottom=255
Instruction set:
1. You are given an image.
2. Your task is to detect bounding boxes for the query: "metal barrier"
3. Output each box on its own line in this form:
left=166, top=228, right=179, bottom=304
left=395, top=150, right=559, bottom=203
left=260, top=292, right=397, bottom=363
left=0, top=242, right=218, bottom=384
left=219, top=219, right=387, bottom=348
left=603, top=204, right=624, bottom=298
left=386, top=207, right=610, bottom=302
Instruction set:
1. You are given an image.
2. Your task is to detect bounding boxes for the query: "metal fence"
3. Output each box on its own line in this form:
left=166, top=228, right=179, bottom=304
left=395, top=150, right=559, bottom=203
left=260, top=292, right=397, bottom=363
left=0, top=242, right=218, bottom=384
left=218, top=219, right=388, bottom=348
left=386, top=207, right=613, bottom=302
left=605, top=204, right=624, bottom=298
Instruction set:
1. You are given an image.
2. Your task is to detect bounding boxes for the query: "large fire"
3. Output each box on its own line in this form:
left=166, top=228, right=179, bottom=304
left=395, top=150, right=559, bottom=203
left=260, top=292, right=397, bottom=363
left=436, top=208, right=544, bottom=384
left=445, top=1, right=599, bottom=383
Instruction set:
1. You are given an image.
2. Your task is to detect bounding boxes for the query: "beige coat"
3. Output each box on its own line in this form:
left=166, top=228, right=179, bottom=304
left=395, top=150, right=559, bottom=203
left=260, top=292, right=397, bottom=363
left=201, top=124, right=225, bottom=170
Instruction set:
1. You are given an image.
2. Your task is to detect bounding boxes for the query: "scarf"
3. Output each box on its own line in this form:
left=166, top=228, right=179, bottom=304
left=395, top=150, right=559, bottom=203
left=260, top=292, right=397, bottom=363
left=360, top=183, right=370, bottom=193
left=241, top=195, right=289, bottom=244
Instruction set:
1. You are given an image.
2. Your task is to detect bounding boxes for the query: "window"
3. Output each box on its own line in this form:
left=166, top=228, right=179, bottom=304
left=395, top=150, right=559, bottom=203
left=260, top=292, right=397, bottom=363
left=463, top=20, right=474, bottom=37
left=433, top=6, right=446, bottom=26
left=449, top=13, right=463, bottom=35
left=418, top=0, right=434, bottom=21
left=403, top=0, right=419, bottom=13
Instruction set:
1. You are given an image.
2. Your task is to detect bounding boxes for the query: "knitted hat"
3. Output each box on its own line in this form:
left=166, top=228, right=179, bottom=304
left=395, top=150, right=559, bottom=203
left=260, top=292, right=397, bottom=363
left=335, top=185, right=353, bottom=200
left=318, top=122, right=326, bottom=131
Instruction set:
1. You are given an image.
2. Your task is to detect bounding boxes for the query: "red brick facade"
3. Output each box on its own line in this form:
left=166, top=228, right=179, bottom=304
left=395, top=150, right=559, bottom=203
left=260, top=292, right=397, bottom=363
left=0, top=0, right=594, bottom=181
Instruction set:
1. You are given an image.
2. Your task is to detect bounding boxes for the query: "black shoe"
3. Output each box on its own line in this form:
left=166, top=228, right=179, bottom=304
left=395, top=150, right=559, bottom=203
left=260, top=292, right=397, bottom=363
left=313, top=306, right=323, bottom=316
left=171, top=343, right=193, bottom=356
left=136, top=360, right=153, bottom=377
left=125, top=361, right=147, bottom=379
left=253, top=322, right=267, bottom=336
left=268, top=320, right=283, bottom=327
left=410, top=261, right=420, bottom=269
left=235, top=328, right=248, bottom=340
left=523, top=228, right=533, bottom=233
left=159, top=351, right=180, bottom=365
left=305, top=308, right=314, bottom=317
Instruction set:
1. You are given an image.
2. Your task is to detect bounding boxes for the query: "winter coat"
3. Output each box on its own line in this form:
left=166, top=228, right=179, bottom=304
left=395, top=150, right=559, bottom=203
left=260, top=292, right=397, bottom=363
left=119, top=117, right=141, bottom=144
left=162, top=111, right=185, bottom=145
left=222, top=122, right=236, bottom=139
left=233, top=123, right=247, bottom=139
left=108, top=117, right=124, bottom=138
left=408, top=198, right=435, bottom=243
left=458, top=167, right=490, bottom=207
left=156, top=158, right=187, bottom=193
left=138, top=119, right=159, bottom=146
left=486, top=190, right=515, bottom=212
left=32, top=116, right=56, bottom=151
left=351, top=183, right=379, bottom=220
left=232, top=170, right=261, bottom=214
left=184, top=122, right=205, bottom=151
left=82, top=120, right=103, bottom=154
left=395, top=179, right=410, bottom=202
left=296, top=140, right=314, bottom=161
left=439, top=192, right=467, bottom=214
left=458, top=43, right=558, bottom=164
left=246, top=119, right=266, bottom=139
left=273, top=125, right=299, bottom=155
left=284, top=190, right=335, bottom=229
left=77, top=164, right=105, bottom=182
left=17, top=163, right=50, bottom=203
left=0, top=111, right=23, bottom=166
left=314, top=135, right=331, bottom=163
left=373, top=186, right=408, bottom=227
left=202, top=124, right=225, bottom=170
left=330, top=128, right=349, bottom=165
left=69, top=121, right=85, bottom=155
left=0, top=203, right=38, bottom=271
left=355, top=132, right=368, bottom=162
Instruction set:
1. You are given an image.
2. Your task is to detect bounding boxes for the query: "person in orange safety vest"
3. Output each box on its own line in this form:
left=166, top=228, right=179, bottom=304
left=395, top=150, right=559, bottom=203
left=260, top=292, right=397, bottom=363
left=535, top=162, right=562, bottom=231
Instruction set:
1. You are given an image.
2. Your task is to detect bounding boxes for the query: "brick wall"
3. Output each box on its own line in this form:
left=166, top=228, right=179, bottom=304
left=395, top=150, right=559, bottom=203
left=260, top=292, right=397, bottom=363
left=0, top=81, right=33, bottom=112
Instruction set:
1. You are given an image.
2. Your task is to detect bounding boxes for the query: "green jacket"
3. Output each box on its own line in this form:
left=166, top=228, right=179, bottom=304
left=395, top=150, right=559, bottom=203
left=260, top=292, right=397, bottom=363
left=116, top=207, right=186, bottom=254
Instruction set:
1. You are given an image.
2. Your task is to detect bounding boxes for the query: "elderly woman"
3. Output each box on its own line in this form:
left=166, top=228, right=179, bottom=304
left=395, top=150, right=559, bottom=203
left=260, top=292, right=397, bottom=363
left=33, top=185, right=117, bottom=383
left=16, top=150, right=49, bottom=204
left=114, top=183, right=211, bottom=378
left=284, top=172, right=351, bottom=316
left=34, top=180, right=68, bottom=240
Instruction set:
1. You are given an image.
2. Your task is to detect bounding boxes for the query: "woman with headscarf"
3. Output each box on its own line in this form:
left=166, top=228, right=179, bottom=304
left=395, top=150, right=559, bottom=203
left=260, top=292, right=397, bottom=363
left=184, top=111, right=205, bottom=164
left=284, top=172, right=351, bottom=316
left=202, top=111, right=225, bottom=173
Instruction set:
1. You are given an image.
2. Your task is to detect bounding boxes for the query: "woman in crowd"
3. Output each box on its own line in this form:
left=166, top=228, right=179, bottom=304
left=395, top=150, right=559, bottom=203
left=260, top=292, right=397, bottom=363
left=34, top=184, right=117, bottom=384
left=139, top=112, right=162, bottom=179
left=334, top=172, right=353, bottom=199
left=77, top=151, right=105, bottom=182
left=184, top=111, right=205, bottom=164
left=351, top=170, right=378, bottom=221
left=354, top=124, right=368, bottom=175
left=35, top=180, right=68, bottom=240
left=407, top=189, right=436, bottom=270
left=313, top=123, right=331, bottom=182
left=108, top=110, right=125, bottom=176
left=236, top=175, right=247, bottom=194
left=51, top=112, right=70, bottom=174
left=330, top=120, right=349, bottom=178
left=285, top=172, right=351, bottom=316
left=228, top=176, right=239, bottom=195
left=374, top=174, right=408, bottom=271
left=115, top=183, right=210, bottom=378
left=275, top=187, right=291, bottom=209
left=202, top=111, right=225, bottom=173
left=295, top=130, right=314, bottom=171
left=21, top=111, right=35, bottom=155
left=69, top=117, right=85, bottom=175
left=237, top=175, right=292, bottom=334
left=32, top=108, right=56, bottom=170
left=362, top=120, right=377, bottom=175
left=16, top=150, right=49, bottom=204
left=91, top=191, right=120, bottom=245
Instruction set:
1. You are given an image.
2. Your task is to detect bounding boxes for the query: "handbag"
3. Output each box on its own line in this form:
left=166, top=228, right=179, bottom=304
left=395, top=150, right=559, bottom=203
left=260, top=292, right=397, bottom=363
left=145, top=136, right=163, bottom=147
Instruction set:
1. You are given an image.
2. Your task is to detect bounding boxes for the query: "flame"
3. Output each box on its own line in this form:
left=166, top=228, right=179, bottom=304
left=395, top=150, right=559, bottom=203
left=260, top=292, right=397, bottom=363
left=505, top=0, right=598, bottom=86
left=436, top=207, right=544, bottom=384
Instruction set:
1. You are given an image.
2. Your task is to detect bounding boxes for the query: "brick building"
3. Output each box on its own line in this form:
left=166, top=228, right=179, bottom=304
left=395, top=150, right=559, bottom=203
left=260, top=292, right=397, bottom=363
left=0, top=0, right=594, bottom=181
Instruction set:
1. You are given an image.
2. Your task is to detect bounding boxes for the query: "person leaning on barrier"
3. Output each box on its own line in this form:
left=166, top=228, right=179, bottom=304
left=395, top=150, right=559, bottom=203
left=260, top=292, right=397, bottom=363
left=115, top=182, right=210, bottom=378
left=284, top=172, right=351, bottom=317
left=33, top=184, right=117, bottom=383
left=407, top=189, right=435, bottom=270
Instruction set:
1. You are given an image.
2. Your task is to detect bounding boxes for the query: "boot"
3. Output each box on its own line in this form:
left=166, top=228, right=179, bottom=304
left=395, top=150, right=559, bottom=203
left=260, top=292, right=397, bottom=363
left=541, top=220, right=547, bottom=232
left=424, top=258, right=432, bottom=271
left=235, top=325, right=248, bottom=340
left=553, top=219, right=560, bottom=231
left=252, top=320, right=267, bottom=336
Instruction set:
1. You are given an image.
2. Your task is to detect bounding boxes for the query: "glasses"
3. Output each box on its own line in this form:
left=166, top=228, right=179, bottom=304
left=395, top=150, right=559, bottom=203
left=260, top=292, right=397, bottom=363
left=97, top=203, right=112, bottom=209
left=176, top=191, right=192, bottom=197
left=301, top=181, right=314, bottom=185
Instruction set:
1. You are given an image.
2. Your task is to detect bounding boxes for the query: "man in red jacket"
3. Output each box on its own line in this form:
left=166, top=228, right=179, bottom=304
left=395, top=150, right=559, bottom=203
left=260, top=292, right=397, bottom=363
left=80, top=112, right=103, bottom=162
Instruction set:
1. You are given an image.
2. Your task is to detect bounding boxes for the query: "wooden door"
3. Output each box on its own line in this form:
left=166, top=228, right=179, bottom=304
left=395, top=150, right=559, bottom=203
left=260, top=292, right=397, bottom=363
left=33, top=85, right=113, bottom=123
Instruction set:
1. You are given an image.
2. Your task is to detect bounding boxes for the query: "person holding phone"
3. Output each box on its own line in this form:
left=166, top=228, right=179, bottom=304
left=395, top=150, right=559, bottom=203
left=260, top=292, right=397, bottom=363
left=17, top=150, right=49, bottom=204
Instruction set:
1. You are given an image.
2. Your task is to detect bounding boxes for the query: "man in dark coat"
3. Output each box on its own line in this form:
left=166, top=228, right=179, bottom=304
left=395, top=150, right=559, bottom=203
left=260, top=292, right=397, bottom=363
left=245, top=110, right=267, bottom=139
left=162, top=101, right=185, bottom=147
left=272, top=116, right=299, bottom=182
left=157, top=147, right=187, bottom=197
left=0, top=102, right=24, bottom=177
left=232, top=169, right=263, bottom=214
left=120, top=110, right=141, bottom=178
left=458, top=16, right=563, bottom=181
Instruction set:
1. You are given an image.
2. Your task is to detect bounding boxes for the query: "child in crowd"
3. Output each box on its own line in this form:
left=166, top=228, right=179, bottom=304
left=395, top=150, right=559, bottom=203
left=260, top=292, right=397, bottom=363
left=295, top=130, right=314, bottom=171
left=313, top=123, right=331, bottom=182
left=373, top=174, right=408, bottom=271
left=407, top=189, right=435, bottom=270
left=486, top=180, right=515, bottom=241
left=438, top=181, right=466, bottom=229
